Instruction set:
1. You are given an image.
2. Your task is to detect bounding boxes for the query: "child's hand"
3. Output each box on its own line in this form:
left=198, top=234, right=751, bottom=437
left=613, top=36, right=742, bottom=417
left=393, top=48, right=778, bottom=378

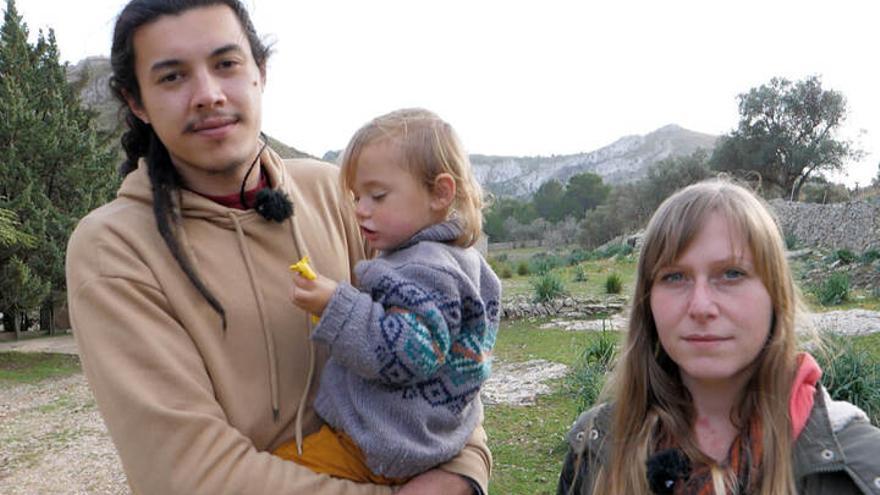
left=289, top=272, right=337, bottom=317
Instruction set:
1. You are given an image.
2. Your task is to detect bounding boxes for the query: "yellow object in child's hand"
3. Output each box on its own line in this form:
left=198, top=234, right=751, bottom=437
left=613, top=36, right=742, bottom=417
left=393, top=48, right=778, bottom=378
left=289, top=256, right=321, bottom=324
left=289, top=256, right=317, bottom=280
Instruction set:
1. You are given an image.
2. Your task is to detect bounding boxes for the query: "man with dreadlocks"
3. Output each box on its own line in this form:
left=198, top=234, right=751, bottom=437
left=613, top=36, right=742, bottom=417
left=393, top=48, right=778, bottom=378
left=65, top=1, right=491, bottom=494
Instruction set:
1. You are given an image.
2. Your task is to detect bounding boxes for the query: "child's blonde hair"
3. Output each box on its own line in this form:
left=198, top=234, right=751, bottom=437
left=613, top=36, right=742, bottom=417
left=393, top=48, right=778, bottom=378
left=340, top=108, right=485, bottom=247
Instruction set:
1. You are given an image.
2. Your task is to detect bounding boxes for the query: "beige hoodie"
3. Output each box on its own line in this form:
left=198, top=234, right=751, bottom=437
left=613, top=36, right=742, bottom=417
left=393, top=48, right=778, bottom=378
left=66, top=148, right=491, bottom=494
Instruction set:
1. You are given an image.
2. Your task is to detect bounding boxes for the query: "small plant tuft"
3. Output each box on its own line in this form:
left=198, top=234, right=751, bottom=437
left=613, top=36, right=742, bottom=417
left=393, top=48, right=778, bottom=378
left=530, top=253, right=564, bottom=275
left=784, top=233, right=799, bottom=250
left=595, top=244, right=633, bottom=260
left=531, top=272, right=567, bottom=303
left=567, top=248, right=591, bottom=266
left=566, top=330, right=618, bottom=413
left=860, top=249, right=880, bottom=264
left=516, top=261, right=530, bottom=276
left=814, top=333, right=880, bottom=426
left=815, top=272, right=850, bottom=306
left=833, top=249, right=856, bottom=265
left=572, top=264, right=588, bottom=282
left=604, top=272, right=623, bottom=294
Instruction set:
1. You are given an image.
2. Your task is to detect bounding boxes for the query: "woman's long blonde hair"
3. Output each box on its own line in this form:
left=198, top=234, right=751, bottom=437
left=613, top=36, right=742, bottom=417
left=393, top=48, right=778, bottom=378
left=592, top=178, right=801, bottom=495
left=339, top=108, right=485, bottom=247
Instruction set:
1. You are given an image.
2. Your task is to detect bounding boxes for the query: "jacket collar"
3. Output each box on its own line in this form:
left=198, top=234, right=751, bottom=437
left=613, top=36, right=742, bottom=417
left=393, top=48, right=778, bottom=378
left=792, top=386, right=866, bottom=480
left=575, top=387, right=873, bottom=487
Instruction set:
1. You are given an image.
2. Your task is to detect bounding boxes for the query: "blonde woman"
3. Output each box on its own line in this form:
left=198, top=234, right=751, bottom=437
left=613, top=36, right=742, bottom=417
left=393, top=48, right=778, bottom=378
left=557, top=179, right=880, bottom=494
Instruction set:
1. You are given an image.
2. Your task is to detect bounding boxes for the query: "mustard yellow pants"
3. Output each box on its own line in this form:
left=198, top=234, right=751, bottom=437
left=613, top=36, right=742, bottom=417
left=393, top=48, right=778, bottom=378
left=273, top=425, right=407, bottom=485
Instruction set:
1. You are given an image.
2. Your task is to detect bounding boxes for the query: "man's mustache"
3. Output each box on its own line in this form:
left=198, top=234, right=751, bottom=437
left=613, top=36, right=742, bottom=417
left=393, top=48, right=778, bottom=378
left=183, top=113, right=241, bottom=133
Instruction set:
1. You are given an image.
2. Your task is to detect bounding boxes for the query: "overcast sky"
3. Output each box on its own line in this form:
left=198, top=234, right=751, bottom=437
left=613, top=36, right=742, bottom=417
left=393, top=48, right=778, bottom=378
left=16, top=0, right=879, bottom=186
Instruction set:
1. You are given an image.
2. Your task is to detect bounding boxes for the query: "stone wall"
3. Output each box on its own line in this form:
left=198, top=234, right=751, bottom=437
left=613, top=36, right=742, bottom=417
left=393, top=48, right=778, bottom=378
left=769, top=199, right=880, bottom=252
left=501, top=295, right=626, bottom=320
left=488, top=239, right=543, bottom=251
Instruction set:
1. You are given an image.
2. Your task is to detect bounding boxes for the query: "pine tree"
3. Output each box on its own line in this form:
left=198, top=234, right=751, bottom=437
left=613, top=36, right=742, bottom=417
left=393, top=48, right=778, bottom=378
left=0, top=0, right=117, bottom=336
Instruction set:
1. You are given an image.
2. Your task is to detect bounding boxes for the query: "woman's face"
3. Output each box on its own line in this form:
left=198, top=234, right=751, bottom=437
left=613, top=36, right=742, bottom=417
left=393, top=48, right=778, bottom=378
left=649, top=212, right=773, bottom=392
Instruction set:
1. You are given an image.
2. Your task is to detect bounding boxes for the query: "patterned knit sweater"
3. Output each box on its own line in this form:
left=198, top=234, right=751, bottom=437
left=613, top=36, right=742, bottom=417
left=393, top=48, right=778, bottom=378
left=311, top=221, right=501, bottom=478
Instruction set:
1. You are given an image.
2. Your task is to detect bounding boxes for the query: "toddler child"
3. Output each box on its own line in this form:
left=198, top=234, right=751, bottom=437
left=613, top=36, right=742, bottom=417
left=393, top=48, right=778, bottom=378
left=275, top=108, right=501, bottom=483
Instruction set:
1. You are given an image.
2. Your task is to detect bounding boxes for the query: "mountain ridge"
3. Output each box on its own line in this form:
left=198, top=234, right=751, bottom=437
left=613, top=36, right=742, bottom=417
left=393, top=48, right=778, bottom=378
left=470, top=124, right=717, bottom=198
left=67, top=57, right=717, bottom=195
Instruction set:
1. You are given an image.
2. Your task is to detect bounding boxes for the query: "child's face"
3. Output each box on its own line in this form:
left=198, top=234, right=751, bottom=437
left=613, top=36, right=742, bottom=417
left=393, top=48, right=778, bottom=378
left=649, top=212, right=773, bottom=394
left=351, top=139, right=448, bottom=251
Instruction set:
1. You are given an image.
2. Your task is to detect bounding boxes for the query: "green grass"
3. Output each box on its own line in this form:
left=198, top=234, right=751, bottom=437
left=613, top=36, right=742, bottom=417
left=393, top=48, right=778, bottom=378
left=499, top=258, right=637, bottom=300
left=486, top=388, right=576, bottom=494
left=487, top=320, right=616, bottom=494
left=0, top=352, right=81, bottom=386
left=493, top=319, right=598, bottom=365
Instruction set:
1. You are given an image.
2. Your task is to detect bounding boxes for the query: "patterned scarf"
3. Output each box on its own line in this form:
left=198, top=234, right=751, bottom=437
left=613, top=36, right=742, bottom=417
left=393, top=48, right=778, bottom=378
left=654, top=419, right=763, bottom=495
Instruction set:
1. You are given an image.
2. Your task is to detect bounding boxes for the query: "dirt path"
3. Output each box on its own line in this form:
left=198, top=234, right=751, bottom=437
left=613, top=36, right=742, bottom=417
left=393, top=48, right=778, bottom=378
left=2, top=309, right=878, bottom=493
left=0, top=373, right=127, bottom=494
left=0, top=334, right=78, bottom=355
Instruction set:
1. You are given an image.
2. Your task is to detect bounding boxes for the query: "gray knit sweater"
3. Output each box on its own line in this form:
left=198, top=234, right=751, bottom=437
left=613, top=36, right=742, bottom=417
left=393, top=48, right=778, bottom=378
left=311, top=221, right=501, bottom=478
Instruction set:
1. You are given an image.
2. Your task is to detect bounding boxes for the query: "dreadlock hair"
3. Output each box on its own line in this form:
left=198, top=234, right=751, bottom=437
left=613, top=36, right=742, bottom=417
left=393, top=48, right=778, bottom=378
left=110, top=0, right=272, bottom=329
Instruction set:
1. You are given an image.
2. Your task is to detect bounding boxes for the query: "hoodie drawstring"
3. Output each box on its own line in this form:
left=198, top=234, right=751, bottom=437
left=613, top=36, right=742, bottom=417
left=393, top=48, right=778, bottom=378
left=288, top=213, right=316, bottom=455
left=229, top=212, right=281, bottom=421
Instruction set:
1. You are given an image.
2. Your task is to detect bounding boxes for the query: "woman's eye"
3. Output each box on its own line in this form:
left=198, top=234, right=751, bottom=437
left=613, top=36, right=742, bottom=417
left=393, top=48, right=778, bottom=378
left=723, top=268, right=746, bottom=280
left=659, top=272, right=684, bottom=283
left=371, top=193, right=386, bottom=201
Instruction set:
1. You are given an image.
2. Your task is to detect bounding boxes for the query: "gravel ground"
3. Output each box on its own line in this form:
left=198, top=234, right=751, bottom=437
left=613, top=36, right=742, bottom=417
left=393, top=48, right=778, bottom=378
left=1, top=309, right=878, bottom=493
left=0, top=374, right=128, bottom=494
left=0, top=361, right=568, bottom=494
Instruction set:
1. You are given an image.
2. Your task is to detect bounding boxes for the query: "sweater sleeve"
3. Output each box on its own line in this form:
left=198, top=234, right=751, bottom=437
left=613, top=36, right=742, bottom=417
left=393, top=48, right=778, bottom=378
left=66, top=236, right=393, bottom=495
left=313, top=264, right=491, bottom=387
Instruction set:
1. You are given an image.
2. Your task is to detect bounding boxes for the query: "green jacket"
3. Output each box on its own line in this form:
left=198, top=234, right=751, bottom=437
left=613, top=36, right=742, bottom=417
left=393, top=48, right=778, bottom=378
left=557, top=387, right=880, bottom=494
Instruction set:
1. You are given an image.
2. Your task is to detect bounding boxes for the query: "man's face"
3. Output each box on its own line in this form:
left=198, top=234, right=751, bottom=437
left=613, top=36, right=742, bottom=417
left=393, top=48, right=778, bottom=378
left=128, top=5, right=265, bottom=195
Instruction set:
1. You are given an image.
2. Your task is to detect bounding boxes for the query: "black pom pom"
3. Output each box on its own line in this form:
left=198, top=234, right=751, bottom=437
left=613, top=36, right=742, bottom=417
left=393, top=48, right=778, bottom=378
left=646, top=448, right=690, bottom=494
left=254, top=189, right=293, bottom=222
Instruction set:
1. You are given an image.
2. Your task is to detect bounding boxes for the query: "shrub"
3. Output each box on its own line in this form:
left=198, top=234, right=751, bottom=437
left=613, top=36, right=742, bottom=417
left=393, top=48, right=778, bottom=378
left=604, top=273, right=623, bottom=294
left=784, top=233, right=798, bottom=250
left=815, top=273, right=849, bottom=306
left=814, top=333, right=880, bottom=426
left=595, top=243, right=633, bottom=260
left=499, top=266, right=513, bottom=279
left=566, top=330, right=618, bottom=413
left=516, top=261, right=530, bottom=276
left=531, top=272, right=567, bottom=303
left=530, top=253, right=564, bottom=275
left=833, top=249, right=856, bottom=264
left=567, top=248, right=591, bottom=266
left=487, top=257, right=507, bottom=275
left=860, top=249, right=880, bottom=263
left=572, top=264, right=588, bottom=282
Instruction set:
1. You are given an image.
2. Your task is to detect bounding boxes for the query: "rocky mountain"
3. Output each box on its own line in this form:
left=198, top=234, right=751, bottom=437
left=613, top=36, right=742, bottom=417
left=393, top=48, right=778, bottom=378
left=67, top=58, right=717, bottom=192
left=66, top=56, right=311, bottom=159
left=472, top=124, right=718, bottom=198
